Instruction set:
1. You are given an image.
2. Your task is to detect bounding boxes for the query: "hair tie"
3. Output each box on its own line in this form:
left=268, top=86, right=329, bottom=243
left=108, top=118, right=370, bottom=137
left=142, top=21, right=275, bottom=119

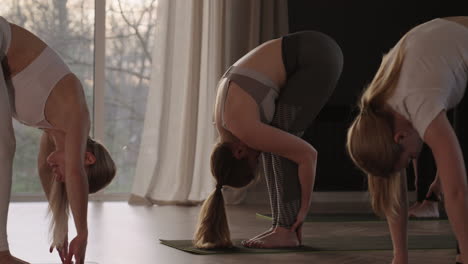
left=360, top=108, right=367, bottom=115
left=360, top=102, right=374, bottom=116
left=216, top=183, right=223, bottom=191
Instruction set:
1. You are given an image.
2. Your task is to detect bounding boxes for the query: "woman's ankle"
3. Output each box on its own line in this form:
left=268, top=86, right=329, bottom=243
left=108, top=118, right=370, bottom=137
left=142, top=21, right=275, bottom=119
left=274, top=226, right=294, bottom=233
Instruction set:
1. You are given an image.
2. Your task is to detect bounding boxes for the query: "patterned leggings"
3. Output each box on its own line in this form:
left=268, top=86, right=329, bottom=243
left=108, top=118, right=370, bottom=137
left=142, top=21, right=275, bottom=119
left=263, top=31, right=343, bottom=228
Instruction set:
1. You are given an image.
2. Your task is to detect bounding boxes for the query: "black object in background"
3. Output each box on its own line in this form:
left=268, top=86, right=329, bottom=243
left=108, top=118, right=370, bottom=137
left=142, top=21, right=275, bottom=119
left=287, top=0, right=468, bottom=190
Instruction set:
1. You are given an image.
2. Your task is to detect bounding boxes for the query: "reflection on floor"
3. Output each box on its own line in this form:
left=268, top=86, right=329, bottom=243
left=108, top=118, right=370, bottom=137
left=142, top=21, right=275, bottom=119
left=8, top=202, right=455, bottom=264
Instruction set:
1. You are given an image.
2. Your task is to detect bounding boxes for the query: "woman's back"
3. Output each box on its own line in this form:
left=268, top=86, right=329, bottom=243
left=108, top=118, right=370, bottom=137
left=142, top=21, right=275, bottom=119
left=214, top=38, right=286, bottom=140
left=7, top=22, right=47, bottom=77
left=4, top=19, right=87, bottom=131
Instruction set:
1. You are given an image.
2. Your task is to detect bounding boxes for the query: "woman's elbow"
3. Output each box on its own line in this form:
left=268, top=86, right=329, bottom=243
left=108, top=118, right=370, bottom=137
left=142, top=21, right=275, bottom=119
left=301, top=145, right=317, bottom=164
left=310, top=146, right=318, bottom=159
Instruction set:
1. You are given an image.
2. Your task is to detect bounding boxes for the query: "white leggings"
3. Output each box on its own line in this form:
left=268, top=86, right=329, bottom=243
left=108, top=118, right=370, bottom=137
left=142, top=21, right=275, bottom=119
left=0, top=64, right=16, bottom=251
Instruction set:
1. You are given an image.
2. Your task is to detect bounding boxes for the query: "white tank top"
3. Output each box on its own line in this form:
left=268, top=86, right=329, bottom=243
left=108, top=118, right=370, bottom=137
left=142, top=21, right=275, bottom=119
left=387, top=18, right=468, bottom=138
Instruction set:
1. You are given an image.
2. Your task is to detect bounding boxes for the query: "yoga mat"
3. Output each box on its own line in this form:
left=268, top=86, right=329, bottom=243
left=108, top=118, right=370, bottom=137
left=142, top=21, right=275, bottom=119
left=256, top=213, right=448, bottom=222
left=160, top=235, right=456, bottom=255
left=35, top=262, right=98, bottom=264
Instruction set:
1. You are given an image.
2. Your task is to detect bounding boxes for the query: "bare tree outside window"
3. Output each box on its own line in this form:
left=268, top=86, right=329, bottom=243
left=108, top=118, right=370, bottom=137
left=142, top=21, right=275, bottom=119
left=1, top=0, right=157, bottom=194
left=103, top=0, right=157, bottom=192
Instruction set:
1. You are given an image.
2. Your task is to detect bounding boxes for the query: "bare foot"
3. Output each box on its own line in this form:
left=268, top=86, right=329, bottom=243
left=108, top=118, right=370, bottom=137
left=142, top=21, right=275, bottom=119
left=408, top=200, right=439, bottom=218
left=241, top=227, right=275, bottom=246
left=245, top=226, right=300, bottom=248
left=0, top=251, right=29, bottom=264
left=408, top=201, right=421, bottom=211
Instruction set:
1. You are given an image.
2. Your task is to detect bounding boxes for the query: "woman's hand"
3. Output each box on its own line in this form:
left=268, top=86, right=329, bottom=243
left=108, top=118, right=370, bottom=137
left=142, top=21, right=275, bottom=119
left=50, top=236, right=68, bottom=263
left=290, top=208, right=307, bottom=245
left=65, top=234, right=87, bottom=264
left=425, top=177, right=442, bottom=200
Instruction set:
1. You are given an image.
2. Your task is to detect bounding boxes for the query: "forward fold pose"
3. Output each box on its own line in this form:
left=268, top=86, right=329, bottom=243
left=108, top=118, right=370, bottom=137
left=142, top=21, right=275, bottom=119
left=194, top=31, right=343, bottom=249
left=347, top=16, right=468, bottom=264
left=0, top=17, right=116, bottom=264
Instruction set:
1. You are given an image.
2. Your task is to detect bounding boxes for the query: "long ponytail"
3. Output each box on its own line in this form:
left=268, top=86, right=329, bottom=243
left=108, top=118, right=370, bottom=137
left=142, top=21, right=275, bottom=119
left=48, top=181, right=69, bottom=248
left=347, top=35, right=408, bottom=217
left=193, top=141, right=255, bottom=248
left=193, top=185, right=232, bottom=248
left=367, top=172, right=402, bottom=217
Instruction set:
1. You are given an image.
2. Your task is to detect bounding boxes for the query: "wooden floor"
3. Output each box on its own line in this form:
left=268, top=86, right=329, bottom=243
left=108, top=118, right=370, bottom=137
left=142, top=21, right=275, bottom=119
left=7, top=202, right=456, bottom=264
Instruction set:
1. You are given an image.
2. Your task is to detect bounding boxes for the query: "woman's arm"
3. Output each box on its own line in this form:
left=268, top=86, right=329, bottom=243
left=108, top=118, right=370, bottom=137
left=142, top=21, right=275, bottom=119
left=388, top=170, right=409, bottom=264
left=63, top=109, right=89, bottom=264
left=64, top=112, right=89, bottom=237
left=225, top=82, right=317, bottom=213
left=61, top=77, right=91, bottom=263
left=229, top=115, right=317, bottom=216
left=62, top=78, right=90, bottom=237
left=424, top=111, right=468, bottom=263
left=38, top=132, right=55, bottom=200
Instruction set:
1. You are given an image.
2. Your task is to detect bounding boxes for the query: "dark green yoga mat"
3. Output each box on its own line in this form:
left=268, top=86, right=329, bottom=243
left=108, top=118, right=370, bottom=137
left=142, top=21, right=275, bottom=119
left=160, top=235, right=456, bottom=255
left=35, top=262, right=98, bottom=264
left=256, top=213, right=448, bottom=222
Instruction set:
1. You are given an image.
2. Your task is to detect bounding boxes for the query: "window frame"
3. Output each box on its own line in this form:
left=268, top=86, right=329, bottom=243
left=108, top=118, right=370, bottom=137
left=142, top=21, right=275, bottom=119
left=12, top=0, right=129, bottom=202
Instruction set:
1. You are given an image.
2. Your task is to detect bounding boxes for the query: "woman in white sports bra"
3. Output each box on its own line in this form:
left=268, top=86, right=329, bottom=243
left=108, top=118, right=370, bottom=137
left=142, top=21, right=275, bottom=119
left=0, top=17, right=116, bottom=264
left=347, top=17, right=468, bottom=264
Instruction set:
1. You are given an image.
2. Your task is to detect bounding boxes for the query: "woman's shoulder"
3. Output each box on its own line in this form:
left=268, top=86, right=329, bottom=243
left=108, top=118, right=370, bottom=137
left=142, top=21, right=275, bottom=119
left=52, top=73, right=87, bottom=112
left=46, top=73, right=89, bottom=128
left=233, top=38, right=285, bottom=85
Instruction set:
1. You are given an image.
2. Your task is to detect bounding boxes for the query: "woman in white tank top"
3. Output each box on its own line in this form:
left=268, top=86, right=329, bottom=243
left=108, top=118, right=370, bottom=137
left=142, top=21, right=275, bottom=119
left=347, top=17, right=468, bottom=264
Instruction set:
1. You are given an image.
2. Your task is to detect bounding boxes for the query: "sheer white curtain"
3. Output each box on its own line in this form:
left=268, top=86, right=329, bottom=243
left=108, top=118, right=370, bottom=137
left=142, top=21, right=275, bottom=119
left=130, top=0, right=288, bottom=205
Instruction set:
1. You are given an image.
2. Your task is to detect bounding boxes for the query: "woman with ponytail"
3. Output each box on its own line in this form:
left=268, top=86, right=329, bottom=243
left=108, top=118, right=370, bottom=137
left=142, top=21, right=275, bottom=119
left=347, top=17, right=468, bottom=264
left=194, top=31, right=343, bottom=249
left=0, top=17, right=116, bottom=264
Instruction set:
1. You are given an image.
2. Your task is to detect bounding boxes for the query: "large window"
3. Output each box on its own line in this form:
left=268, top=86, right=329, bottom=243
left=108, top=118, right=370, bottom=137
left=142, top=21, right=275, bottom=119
left=103, top=0, right=157, bottom=193
left=2, top=0, right=157, bottom=196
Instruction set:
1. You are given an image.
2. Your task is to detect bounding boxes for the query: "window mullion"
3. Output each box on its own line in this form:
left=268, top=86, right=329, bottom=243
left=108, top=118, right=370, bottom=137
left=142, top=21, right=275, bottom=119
left=94, top=0, right=106, bottom=141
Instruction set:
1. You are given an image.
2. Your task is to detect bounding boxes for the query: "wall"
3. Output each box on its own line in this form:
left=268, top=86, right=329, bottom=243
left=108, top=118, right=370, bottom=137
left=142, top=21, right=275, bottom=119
left=288, top=0, right=468, bottom=190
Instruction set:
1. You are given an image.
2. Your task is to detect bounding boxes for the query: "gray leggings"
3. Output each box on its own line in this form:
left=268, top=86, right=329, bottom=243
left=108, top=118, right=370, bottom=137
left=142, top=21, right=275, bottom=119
left=263, top=31, right=343, bottom=228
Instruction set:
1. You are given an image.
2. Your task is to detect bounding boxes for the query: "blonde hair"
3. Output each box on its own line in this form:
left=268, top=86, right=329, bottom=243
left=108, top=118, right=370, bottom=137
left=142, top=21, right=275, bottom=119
left=48, top=138, right=116, bottom=248
left=193, top=142, right=255, bottom=248
left=346, top=36, right=407, bottom=217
